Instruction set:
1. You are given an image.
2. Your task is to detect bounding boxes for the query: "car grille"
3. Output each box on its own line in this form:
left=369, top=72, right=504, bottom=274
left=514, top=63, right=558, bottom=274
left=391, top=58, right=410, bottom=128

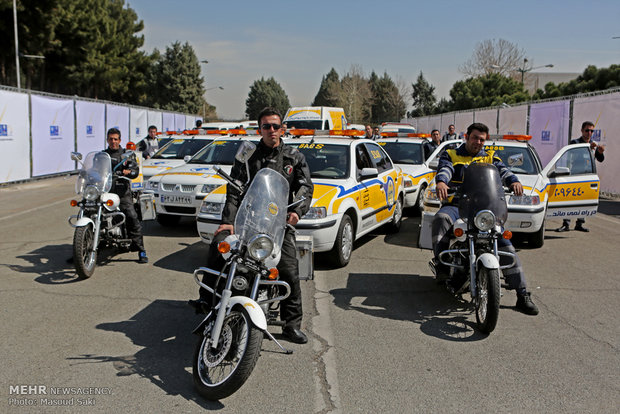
left=161, top=184, right=196, bottom=192
left=164, top=206, right=196, bottom=214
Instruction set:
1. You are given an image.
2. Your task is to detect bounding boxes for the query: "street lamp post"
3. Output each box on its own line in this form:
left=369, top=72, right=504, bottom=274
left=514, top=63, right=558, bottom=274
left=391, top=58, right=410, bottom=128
left=518, top=58, right=554, bottom=84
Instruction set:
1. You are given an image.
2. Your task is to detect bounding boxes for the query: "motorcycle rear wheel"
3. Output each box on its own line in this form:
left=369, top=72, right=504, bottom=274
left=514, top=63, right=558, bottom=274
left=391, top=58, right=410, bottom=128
left=193, top=308, right=263, bottom=400
left=475, top=266, right=500, bottom=334
left=73, top=225, right=97, bottom=279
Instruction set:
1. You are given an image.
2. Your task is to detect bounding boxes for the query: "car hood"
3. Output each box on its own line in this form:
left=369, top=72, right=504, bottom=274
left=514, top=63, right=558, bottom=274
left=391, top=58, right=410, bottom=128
left=149, top=163, right=232, bottom=184
left=142, top=159, right=185, bottom=176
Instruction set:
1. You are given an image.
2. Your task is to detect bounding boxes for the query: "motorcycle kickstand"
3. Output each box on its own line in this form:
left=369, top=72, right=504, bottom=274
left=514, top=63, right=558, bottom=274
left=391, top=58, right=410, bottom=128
left=263, top=330, right=294, bottom=355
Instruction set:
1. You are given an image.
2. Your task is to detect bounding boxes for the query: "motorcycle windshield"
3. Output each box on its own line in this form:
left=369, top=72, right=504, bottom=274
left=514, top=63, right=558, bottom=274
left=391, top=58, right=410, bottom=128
left=76, top=152, right=113, bottom=195
left=234, top=168, right=289, bottom=250
left=457, top=163, right=508, bottom=225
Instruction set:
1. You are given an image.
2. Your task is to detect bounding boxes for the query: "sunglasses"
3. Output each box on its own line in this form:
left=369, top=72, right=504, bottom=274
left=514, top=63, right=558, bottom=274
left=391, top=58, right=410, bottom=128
left=261, top=123, right=282, bottom=130
left=584, top=129, right=594, bottom=133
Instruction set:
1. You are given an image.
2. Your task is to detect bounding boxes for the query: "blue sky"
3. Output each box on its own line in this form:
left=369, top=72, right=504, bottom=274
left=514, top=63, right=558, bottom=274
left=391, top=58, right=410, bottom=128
left=126, top=0, right=620, bottom=119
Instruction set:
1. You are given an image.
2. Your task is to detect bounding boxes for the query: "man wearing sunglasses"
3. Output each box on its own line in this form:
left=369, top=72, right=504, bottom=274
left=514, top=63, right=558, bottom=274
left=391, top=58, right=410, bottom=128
left=192, top=107, right=314, bottom=344
left=556, top=121, right=605, bottom=233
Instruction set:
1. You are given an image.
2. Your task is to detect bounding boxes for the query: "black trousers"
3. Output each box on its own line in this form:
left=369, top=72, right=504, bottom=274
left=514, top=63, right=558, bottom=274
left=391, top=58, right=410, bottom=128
left=119, top=194, right=144, bottom=251
left=201, top=229, right=303, bottom=330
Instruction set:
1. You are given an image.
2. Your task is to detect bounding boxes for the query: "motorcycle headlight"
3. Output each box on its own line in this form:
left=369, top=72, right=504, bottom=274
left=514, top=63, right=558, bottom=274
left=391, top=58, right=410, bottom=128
left=247, top=234, right=274, bottom=261
left=84, top=185, right=100, bottom=201
left=201, top=183, right=221, bottom=194
left=146, top=180, right=159, bottom=191
left=473, top=210, right=496, bottom=231
left=200, top=201, right=224, bottom=215
left=303, top=206, right=327, bottom=219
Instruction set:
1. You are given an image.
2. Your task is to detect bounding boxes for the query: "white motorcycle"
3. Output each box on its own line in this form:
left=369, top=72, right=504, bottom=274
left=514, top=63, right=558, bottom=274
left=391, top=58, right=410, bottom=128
left=191, top=141, right=302, bottom=400
left=68, top=151, right=134, bottom=279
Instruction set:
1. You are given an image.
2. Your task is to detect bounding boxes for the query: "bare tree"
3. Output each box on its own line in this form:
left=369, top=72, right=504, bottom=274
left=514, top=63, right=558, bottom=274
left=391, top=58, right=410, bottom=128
left=335, top=64, right=372, bottom=123
left=459, top=39, right=526, bottom=77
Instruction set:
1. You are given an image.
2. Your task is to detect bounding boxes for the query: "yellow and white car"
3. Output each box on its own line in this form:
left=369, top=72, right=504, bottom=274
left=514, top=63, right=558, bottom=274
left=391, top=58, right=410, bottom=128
left=145, top=136, right=258, bottom=226
left=377, top=136, right=461, bottom=210
left=196, top=134, right=405, bottom=267
left=420, top=136, right=600, bottom=248
left=142, top=136, right=213, bottom=182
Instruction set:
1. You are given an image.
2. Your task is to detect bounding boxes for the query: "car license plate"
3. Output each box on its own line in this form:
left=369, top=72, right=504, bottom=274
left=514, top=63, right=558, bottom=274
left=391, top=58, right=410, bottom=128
left=161, top=195, right=192, bottom=204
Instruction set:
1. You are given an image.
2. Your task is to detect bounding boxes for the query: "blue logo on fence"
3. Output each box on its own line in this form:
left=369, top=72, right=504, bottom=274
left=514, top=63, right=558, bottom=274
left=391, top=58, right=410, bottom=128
left=136, top=127, right=140, bottom=135
left=86, top=125, right=93, bottom=135
left=541, top=130, right=551, bottom=141
left=50, top=125, right=59, bottom=136
left=592, top=129, right=601, bottom=142
left=0, top=124, right=7, bottom=136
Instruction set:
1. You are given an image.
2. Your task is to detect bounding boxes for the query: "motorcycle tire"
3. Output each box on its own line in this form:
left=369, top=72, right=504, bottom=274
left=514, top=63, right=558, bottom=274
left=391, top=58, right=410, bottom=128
left=193, top=308, right=263, bottom=400
left=73, top=225, right=97, bottom=279
left=474, top=266, right=501, bottom=334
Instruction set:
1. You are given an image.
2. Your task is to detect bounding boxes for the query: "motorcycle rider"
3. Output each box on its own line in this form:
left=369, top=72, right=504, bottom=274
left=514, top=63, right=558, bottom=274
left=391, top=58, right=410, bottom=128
left=105, top=128, right=148, bottom=264
left=431, top=122, right=538, bottom=315
left=191, top=107, right=314, bottom=344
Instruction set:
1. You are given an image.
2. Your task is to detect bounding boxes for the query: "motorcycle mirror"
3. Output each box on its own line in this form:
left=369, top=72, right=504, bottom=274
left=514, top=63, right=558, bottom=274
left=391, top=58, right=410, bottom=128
left=71, top=152, right=83, bottom=162
left=507, top=153, right=523, bottom=167
left=235, top=141, right=257, bottom=163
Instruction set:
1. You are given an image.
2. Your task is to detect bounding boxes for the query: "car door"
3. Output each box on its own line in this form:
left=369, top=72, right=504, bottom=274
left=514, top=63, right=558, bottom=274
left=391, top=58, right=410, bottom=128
left=364, top=142, right=397, bottom=224
left=540, top=143, right=600, bottom=219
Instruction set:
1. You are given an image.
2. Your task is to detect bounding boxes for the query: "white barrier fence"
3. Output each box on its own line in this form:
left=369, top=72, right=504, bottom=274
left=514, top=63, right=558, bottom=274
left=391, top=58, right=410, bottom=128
left=0, top=86, right=201, bottom=184
left=403, top=89, right=620, bottom=195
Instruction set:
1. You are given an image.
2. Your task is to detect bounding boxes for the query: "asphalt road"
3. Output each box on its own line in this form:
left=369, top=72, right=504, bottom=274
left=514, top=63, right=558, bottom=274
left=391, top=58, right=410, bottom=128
left=1, top=176, right=619, bottom=413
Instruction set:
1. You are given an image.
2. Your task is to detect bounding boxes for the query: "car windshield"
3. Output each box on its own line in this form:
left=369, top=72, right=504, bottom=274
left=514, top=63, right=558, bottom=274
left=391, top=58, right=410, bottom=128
left=292, top=143, right=349, bottom=179
left=158, top=137, right=173, bottom=147
left=485, top=145, right=540, bottom=175
left=379, top=142, right=424, bottom=164
left=152, top=139, right=212, bottom=159
left=188, top=140, right=248, bottom=165
left=286, top=120, right=323, bottom=129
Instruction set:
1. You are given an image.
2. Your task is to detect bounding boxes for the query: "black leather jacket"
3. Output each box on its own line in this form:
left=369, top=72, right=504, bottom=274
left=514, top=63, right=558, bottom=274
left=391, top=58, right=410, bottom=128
left=221, top=139, right=314, bottom=225
left=104, top=147, right=139, bottom=197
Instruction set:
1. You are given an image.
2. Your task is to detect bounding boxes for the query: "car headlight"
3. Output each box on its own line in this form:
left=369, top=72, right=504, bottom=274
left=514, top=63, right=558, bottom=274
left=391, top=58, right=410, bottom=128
left=403, top=177, right=413, bottom=188
left=425, top=188, right=439, bottom=201
left=84, top=185, right=100, bottom=201
left=303, top=206, right=327, bottom=219
left=146, top=181, right=159, bottom=191
left=200, top=201, right=224, bottom=215
left=247, top=234, right=274, bottom=261
left=508, top=194, right=540, bottom=205
left=201, top=183, right=221, bottom=194
left=473, top=210, right=496, bottom=231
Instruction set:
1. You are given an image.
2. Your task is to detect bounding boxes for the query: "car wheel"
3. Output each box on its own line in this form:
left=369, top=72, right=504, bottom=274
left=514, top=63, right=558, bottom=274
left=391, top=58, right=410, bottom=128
left=331, top=214, right=354, bottom=268
left=528, top=223, right=545, bottom=248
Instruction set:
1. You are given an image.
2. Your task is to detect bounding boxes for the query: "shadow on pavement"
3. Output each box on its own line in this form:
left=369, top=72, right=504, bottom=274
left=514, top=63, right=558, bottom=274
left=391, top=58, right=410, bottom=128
left=142, top=218, right=198, bottom=238
left=3, top=243, right=79, bottom=284
left=331, top=272, right=489, bottom=342
left=153, top=241, right=207, bottom=273
left=67, top=299, right=224, bottom=409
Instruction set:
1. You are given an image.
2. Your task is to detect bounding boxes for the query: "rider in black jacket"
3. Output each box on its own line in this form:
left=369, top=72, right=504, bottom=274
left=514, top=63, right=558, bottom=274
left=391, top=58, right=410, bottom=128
left=192, top=107, right=314, bottom=344
left=104, top=128, right=148, bottom=263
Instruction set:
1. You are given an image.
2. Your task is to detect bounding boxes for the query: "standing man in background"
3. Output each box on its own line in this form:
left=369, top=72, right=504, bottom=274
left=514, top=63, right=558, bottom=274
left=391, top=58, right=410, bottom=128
left=138, top=125, right=159, bottom=159
left=424, top=129, right=442, bottom=160
left=442, top=124, right=458, bottom=142
left=556, top=121, right=605, bottom=233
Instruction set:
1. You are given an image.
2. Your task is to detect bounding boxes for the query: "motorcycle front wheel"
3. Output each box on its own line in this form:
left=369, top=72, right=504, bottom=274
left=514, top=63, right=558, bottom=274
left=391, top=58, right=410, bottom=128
left=193, top=308, right=264, bottom=400
left=475, top=266, right=501, bottom=334
left=73, top=225, right=97, bottom=279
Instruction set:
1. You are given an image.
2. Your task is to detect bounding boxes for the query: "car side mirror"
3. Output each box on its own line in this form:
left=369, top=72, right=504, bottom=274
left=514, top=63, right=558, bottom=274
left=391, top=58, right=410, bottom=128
left=548, top=166, right=570, bottom=178
left=359, top=167, right=379, bottom=180
left=235, top=141, right=256, bottom=163
left=428, top=159, right=439, bottom=171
